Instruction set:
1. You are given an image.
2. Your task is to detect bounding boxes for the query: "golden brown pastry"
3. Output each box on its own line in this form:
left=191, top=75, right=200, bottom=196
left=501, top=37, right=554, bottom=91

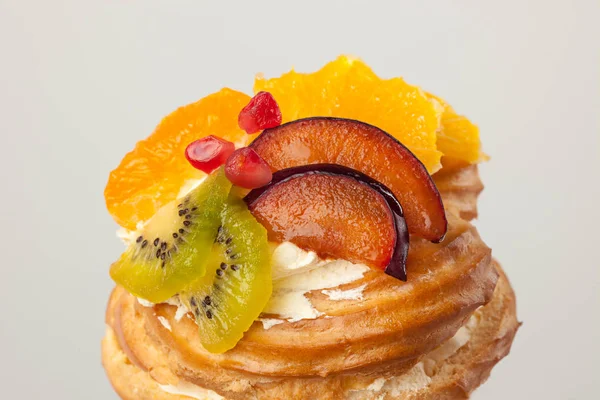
left=103, top=164, right=519, bottom=399
left=102, top=57, right=519, bottom=399
left=103, top=262, right=517, bottom=400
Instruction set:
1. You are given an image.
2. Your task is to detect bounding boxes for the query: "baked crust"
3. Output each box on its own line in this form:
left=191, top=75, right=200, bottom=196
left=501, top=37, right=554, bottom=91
left=432, top=160, right=484, bottom=221
left=102, top=262, right=518, bottom=400
left=102, top=164, right=519, bottom=399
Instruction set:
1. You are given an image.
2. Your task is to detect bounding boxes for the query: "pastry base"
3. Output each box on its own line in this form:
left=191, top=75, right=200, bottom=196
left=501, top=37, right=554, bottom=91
left=102, top=262, right=518, bottom=400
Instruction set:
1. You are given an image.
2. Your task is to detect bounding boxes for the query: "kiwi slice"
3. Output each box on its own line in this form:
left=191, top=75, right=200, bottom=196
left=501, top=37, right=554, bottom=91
left=180, top=196, right=272, bottom=353
left=110, top=168, right=232, bottom=303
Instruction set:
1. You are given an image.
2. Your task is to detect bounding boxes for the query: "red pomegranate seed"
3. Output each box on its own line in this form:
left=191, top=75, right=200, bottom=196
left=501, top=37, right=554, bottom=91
left=225, top=147, right=273, bottom=189
left=185, top=136, right=235, bottom=174
left=238, top=91, right=282, bottom=134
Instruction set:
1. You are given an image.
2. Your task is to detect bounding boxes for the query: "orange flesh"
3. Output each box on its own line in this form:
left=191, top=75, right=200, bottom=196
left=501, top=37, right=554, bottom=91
left=427, top=93, right=486, bottom=164
left=104, top=89, right=251, bottom=230
left=250, top=118, right=447, bottom=242
left=254, top=56, right=443, bottom=173
left=248, top=173, right=395, bottom=268
left=105, top=57, right=484, bottom=231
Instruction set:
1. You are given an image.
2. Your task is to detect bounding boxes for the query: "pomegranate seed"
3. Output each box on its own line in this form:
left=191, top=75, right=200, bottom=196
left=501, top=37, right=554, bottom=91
left=225, top=148, right=273, bottom=189
left=238, top=91, right=282, bottom=134
left=185, top=136, right=235, bottom=174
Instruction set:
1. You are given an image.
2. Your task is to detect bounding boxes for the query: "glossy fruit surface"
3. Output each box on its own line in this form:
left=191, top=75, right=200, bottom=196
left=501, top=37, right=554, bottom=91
left=426, top=93, right=487, bottom=165
left=106, top=57, right=484, bottom=231
left=180, top=196, right=272, bottom=353
left=238, top=91, right=282, bottom=134
left=105, top=88, right=251, bottom=230
left=250, top=117, right=447, bottom=242
left=185, top=135, right=235, bottom=174
left=225, top=148, right=273, bottom=189
left=110, top=169, right=232, bottom=303
left=246, top=164, right=409, bottom=278
left=254, top=56, right=444, bottom=172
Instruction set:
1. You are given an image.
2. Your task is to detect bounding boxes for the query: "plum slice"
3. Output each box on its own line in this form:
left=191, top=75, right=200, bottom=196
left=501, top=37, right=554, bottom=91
left=249, top=117, right=447, bottom=242
left=245, top=164, right=409, bottom=280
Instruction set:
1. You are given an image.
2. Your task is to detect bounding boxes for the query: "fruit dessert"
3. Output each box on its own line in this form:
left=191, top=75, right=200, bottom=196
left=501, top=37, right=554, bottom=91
left=102, top=56, right=519, bottom=400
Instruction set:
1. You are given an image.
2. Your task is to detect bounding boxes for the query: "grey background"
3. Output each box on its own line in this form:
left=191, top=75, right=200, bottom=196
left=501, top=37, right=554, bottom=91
left=1, top=0, right=598, bottom=399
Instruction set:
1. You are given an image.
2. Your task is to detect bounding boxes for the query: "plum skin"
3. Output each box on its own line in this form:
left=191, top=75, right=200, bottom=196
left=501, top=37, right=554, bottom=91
left=249, top=116, right=447, bottom=243
left=245, top=164, right=410, bottom=281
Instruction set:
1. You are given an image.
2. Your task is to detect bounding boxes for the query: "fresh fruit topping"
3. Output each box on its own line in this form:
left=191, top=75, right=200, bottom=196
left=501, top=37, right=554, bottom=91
left=250, top=117, right=447, bottom=242
left=185, top=135, right=235, bottom=174
left=245, top=164, right=409, bottom=280
left=106, top=58, right=483, bottom=231
left=238, top=91, right=282, bottom=134
left=427, top=93, right=487, bottom=165
left=105, top=88, right=252, bottom=230
left=180, top=196, right=271, bottom=353
left=225, top=148, right=273, bottom=189
left=110, top=168, right=232, bottom=303
left=254, top=56, right=446, bottom=172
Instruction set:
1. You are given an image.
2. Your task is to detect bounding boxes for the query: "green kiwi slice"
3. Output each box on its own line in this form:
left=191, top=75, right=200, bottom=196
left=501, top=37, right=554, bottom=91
left=110, top=168, right=232, bottom=303
left=180, top=196, right=272, bottom=353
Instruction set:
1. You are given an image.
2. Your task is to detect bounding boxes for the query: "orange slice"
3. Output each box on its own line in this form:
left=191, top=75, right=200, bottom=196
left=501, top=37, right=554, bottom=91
left=427, top=93, right=486, bottom=164
left=106, top=57, right=485, bottom=230
left=105, top=88, right=251, bottom=230
left=254, top=56, right=443, bottom=172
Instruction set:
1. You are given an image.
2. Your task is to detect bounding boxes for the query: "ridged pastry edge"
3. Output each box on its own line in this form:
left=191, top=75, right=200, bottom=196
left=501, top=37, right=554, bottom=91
left=102, top=261, right=519, bottom=400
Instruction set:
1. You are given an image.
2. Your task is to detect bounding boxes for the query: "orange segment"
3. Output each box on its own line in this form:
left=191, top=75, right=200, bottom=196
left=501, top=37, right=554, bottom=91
left=106, top=57, right=485, bottom=230
left=427, top=93, right=486, bottom=164
left=254, top=56, right=443, bottom=172
left=105, top=88, right=251, bottom=230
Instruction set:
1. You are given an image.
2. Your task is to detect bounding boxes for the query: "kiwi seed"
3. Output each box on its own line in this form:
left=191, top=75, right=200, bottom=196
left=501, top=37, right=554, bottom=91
left=129, top=194, right=205, bottom=263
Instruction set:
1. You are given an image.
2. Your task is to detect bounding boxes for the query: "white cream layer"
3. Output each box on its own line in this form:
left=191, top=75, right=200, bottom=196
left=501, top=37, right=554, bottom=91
left=322, top=284, right=367, bottom=301
left=137, top=242, right=369, bottom=324
left=264, top=243, right=369, bottom=322
left=347, top=313, right=478, bottom=398
left=158, top=381, right=223, bottom=400
left=120, top=159, right=369, bottom=325
left=153, top=314, right=478, bottom=399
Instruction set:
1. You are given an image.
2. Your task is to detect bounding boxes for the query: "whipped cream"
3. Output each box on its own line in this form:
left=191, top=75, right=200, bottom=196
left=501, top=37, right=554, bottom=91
left=366, top=377, right=386, bottom=391
left=157, top=316, right=172, bottom=331
left=322, top=284, right=366, bottom=301
left=158, top=381, right=223, bottom=400
left=154, top=314, right=478, bottom=399
left=165, top=296, right=190, bottom=321
left=137, top=296, right=191, bottom=322
left=347, top=313, right=478, bottom=399
left=422, top=322, right=471, bottom=375
left=386, top=362, right=432, bottom=395
left=117, top=152, right=370, bottom=325
left=271, top=242, right=325, bottom=279
left=259, top=318, right=284, bottom=330
left=264, top=248, right=369, bottom=322
left=137, top=242, right=369, bottom=325
left=136, top=297, right=155, bottom=308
